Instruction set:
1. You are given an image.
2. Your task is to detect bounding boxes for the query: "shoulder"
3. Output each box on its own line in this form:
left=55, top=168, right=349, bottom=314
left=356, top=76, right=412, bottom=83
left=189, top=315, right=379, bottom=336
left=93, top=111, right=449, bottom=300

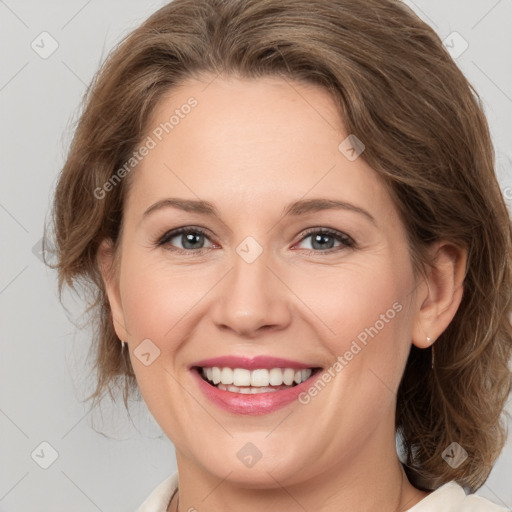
left=463, top=492, right=510, bottom=512
left=407, top=482, right=509, bottom=512
left=136, top=472, right=179, bottom=512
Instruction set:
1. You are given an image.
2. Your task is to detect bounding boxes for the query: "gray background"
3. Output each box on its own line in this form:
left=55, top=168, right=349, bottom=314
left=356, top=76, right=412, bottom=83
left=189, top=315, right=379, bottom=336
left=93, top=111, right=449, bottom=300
left=1, top=1, right=511, bottom=510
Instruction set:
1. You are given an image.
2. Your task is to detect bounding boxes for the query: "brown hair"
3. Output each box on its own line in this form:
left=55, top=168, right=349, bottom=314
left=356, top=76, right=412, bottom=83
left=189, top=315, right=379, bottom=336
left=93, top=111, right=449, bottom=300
left=49, top=0, right=512, bottom=492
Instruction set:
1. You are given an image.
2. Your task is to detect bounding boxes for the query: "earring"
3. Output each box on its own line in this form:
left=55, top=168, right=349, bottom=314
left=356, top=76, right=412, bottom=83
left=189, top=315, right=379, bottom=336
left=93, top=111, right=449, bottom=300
left=428, top=337, right=435, bottom=369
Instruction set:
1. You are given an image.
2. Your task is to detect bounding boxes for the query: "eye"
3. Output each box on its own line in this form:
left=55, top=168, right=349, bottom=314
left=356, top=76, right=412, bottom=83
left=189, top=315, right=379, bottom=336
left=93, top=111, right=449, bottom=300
left=295, top=228, right=355, bottom=253
left=155, top=226, right=355, bottom=255
left=157, top=227, right=214, bottom=253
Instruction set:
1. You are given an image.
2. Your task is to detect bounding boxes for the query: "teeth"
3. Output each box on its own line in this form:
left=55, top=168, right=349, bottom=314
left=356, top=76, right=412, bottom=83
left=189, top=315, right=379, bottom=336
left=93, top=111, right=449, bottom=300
left=250, top=369, right=269, bottom=387
left=201, top=366, right=313, bottom=387
left=220, top=367, right=233, bottom=384
left=282, top=368, right=295, bottom=385
left=269, top=368, right=283, bottom=386
left=212, top=367, right=221, bottom=384
left=233, top=368, right=251, bottom=386
left=218, top=383, right=281, bottom=393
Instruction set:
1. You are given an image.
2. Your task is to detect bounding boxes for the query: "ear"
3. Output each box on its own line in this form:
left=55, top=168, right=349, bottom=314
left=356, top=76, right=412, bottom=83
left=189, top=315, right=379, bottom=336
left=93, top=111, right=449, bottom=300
left=411, top=241, right=467, bottom=348
left=97, top=238, right=128, bottom=342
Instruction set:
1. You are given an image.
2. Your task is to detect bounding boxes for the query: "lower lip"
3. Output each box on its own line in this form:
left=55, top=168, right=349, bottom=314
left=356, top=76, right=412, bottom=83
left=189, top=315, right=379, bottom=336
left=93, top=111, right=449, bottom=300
left=191, top=368, right=319, bottom=415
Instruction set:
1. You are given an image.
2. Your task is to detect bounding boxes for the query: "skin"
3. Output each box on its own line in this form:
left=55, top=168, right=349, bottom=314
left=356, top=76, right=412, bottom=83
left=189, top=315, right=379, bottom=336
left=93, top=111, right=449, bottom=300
left=98, top=75, right=467, bottom=512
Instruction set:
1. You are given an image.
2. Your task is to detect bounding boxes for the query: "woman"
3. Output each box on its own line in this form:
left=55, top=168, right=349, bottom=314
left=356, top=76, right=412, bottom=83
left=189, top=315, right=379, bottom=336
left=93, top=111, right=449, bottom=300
left=49, top=0, right=512, bottom=510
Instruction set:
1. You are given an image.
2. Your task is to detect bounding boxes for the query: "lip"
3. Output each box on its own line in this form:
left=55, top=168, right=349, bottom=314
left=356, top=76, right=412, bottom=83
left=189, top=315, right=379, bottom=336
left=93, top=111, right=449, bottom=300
left=190, top=365, right=322, bottom=416
left=190, top=355, right=315, bottom=370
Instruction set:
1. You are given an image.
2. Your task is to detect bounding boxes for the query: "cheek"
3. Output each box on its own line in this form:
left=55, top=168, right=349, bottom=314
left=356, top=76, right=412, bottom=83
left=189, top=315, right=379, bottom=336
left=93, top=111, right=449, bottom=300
left=293, top=258, right=411, bottom=342
left=118, top=257, right=210, bottom=421
left=295, top=256, right=415, bottom=396
left=119, top=255, right=211, bottom=342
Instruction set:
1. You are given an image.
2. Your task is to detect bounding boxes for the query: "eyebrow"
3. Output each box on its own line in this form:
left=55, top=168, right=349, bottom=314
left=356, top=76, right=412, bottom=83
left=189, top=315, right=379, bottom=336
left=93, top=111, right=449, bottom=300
left=283, top=198, right=376, bottom=225
left=142, top=197, right=376, bottom=225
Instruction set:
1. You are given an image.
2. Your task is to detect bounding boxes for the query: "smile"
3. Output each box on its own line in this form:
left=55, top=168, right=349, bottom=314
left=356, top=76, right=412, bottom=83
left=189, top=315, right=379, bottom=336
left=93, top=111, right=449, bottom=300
left=199, top=366, right=315, bottom=393
left=189, top=356, right=323, bottom=415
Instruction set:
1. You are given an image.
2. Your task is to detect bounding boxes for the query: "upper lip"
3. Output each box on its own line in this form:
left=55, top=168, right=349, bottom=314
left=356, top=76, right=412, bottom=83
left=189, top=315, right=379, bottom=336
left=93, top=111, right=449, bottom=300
left=191, top=355, right=319, bottom=370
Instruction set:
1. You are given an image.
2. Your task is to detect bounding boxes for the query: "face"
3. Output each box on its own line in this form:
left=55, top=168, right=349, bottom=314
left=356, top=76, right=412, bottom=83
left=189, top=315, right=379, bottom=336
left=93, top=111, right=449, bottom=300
left=103, top=75, right=422, bottom=487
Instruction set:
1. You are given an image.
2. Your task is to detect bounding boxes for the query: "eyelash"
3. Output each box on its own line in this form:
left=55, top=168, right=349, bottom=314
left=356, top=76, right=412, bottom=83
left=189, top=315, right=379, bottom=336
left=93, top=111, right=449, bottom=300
left=155, top=226, right=355, bottom=255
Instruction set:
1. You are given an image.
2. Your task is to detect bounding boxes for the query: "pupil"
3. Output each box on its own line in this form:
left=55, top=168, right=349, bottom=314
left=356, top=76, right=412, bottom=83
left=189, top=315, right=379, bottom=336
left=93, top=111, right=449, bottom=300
left=312, top=233, right=334, bottom=250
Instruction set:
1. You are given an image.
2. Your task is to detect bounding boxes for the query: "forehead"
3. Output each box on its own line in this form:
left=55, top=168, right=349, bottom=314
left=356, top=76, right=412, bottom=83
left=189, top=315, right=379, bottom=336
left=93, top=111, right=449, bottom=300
left=124, top=75, right=392, bottom=222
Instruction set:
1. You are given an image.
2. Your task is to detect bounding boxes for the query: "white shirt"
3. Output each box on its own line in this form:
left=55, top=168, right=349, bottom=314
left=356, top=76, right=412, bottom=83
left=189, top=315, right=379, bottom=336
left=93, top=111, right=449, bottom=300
left=136, top=472, right=509, bottom=512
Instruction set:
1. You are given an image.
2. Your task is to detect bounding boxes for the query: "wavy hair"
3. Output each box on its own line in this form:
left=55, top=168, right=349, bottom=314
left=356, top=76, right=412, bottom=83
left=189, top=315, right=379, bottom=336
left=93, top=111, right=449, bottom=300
left=49, top=0, right=512, bottom=492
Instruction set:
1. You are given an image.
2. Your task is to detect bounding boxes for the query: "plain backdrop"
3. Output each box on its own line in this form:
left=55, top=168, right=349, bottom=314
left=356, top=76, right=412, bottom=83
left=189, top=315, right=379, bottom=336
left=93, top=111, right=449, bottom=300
left=1, top=1, right=511, bottom=510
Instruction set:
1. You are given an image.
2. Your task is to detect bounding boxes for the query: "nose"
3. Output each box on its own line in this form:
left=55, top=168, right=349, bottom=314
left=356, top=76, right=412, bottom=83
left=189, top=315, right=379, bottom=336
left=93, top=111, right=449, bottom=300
left=209, top=248, right=292, bottom=338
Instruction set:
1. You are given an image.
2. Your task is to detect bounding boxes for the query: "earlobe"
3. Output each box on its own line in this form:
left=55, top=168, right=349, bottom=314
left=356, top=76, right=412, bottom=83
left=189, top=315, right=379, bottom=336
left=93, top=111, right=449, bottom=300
left=411, top=241, right=467, bottom=349
left=97, top=238, right=128, bottom=342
